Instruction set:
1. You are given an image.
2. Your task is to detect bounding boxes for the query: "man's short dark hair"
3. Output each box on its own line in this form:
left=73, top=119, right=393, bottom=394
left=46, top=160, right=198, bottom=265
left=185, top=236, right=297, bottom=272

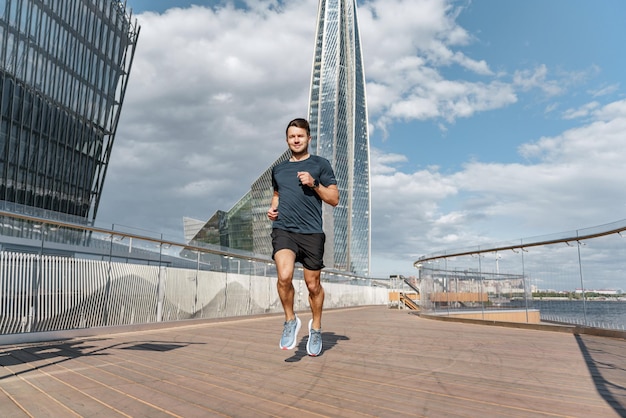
left=286, top=118, right=310, bottom=137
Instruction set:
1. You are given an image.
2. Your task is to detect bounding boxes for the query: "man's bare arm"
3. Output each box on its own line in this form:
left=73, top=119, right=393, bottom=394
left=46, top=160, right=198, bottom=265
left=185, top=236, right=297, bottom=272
left=315, top=183, right=339, bottom=207
left=267, top=190, right=279, bottom=220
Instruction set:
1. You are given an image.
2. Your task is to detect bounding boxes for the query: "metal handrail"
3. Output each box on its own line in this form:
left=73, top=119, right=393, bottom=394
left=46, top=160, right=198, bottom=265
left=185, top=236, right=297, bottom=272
left=415, top=218, right=626, bottom=266
left=0, top=209, right=369, bottom=280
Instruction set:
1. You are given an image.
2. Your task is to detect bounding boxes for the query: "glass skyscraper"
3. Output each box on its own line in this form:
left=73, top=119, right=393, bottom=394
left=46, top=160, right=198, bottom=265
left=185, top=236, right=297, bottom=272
left=0, top=1, right=139, bottom=223
left=188, top=0, right=371, bottom=275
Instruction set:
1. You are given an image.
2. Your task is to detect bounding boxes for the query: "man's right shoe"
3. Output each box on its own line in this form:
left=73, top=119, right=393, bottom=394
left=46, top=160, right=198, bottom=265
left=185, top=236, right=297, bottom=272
left=279, top=315, right=301, bottom=350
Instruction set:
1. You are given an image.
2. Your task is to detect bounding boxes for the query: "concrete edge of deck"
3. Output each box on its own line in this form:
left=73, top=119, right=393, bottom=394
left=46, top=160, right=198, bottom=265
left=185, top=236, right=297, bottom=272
left=414, top=311, right=626, bottom=340
left=0, top=306, right=370, bottom=346
left=2, top=304, right=624, bottom=347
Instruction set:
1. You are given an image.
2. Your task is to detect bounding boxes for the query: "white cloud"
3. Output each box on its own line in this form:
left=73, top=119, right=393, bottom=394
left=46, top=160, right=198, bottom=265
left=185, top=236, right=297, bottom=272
left=589, top=83, right=619, bottom=97
left=512, top=65, right=563, bottom=96
left=101, top=1, right=319, bottom=236
left=99, top=0, right=625, bottom=281
left=368, top=98, right=626, bottom=277
left=561, top=101, right=600, bottom=120
left=360, top=0, right=506, bottom=132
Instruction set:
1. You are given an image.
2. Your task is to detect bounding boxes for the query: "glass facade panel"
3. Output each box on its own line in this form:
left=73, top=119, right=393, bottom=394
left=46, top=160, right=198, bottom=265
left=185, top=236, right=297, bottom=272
left=0, top=0, right=139, bottom=222
left=190, top=0, right=371, bottom=275
left=308, top=0, right=371, bottom=275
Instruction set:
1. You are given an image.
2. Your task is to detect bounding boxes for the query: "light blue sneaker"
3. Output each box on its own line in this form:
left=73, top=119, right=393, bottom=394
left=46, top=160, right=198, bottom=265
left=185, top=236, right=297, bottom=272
left=306, top=319, right=322, bottom=356
left=279, top=315, right=301, bottom=350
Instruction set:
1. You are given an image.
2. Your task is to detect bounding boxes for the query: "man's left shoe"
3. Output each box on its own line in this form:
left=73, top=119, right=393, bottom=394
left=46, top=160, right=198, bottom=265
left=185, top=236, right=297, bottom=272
left=306, top=319, right=323, bottom=356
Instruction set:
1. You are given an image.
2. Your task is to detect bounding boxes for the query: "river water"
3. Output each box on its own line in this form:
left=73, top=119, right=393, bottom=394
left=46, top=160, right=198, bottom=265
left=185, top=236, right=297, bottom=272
left=530, top=299, right=626, bottom=330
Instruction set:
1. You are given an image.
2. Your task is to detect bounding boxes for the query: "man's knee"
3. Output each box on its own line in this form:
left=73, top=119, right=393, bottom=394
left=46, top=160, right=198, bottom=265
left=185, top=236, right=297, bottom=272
left=277, top=274, right=292, bottom=283
left=277, top=275, right=294, bottom=289
left=275, top=266, right=294, bottom=284
left=306, top=280, right=323, bottom=295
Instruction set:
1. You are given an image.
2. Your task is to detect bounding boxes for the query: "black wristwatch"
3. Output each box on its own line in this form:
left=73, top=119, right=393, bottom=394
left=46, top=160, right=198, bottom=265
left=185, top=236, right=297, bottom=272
left=311, top=179, right=320, bottom=189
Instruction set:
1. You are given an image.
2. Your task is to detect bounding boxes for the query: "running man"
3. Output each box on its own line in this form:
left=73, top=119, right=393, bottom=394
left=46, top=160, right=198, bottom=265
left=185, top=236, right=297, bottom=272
left=267, top=118, right=339, bottom=356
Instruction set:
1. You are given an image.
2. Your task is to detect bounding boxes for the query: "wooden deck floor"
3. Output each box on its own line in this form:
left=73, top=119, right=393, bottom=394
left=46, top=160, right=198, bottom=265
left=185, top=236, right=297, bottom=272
left=0, top=306, right=625, bottom=417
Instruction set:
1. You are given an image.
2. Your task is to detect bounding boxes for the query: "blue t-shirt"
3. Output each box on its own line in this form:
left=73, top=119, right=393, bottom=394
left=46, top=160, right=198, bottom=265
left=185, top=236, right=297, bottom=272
left=271, top=155, right=337, bottom=233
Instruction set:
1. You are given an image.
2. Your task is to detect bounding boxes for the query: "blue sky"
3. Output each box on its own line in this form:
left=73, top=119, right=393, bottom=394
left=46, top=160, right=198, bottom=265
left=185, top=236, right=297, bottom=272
left=100, top=0, right=626, bottom=286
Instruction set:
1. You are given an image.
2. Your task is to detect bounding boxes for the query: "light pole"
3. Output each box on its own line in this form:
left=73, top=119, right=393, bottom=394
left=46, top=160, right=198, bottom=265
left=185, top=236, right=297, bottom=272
left=495, top=252, right=501, bottom=276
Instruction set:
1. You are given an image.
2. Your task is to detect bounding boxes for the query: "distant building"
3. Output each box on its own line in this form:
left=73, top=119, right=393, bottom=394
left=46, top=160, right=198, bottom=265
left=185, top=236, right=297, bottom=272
left=575, top=289, right=623, bottom=296
left=187, top=0, right=371, bottom=275
left=0, top=1, right=139, bottom=223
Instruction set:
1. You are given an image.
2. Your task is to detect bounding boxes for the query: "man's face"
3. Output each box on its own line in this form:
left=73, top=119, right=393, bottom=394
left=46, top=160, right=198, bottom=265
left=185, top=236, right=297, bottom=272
left=286, top=126, right=310, bottom=154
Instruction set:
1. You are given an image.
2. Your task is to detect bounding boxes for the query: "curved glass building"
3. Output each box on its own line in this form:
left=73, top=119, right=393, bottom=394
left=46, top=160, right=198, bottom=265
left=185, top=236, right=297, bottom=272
left=187, top=0, right=371, bottom=275
left=308, top=0, right=370, bottom=275
left=0, top=1, right=139, bottom=222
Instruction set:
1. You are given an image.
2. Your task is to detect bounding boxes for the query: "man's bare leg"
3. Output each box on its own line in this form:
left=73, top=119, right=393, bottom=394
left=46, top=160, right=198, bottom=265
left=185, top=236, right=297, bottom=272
left=304, top=268, right=324, bottom=329
left=274, top=249, right=297, bottom=321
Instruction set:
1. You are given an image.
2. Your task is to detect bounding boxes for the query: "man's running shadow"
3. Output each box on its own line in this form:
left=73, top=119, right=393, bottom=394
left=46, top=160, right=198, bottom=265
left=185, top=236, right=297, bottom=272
left=284, top=331, right=349, bottom=362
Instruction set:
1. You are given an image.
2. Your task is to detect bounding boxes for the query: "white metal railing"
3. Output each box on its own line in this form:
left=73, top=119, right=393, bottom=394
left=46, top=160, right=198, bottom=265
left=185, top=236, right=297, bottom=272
left=0, top=252, right=388, bottom=336
left=0, top=210, right=388, bottom=341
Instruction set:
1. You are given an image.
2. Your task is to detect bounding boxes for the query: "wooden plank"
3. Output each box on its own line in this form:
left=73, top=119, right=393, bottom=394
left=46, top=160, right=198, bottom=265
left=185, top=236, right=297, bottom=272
left=0, top=306, right=624, bottom=417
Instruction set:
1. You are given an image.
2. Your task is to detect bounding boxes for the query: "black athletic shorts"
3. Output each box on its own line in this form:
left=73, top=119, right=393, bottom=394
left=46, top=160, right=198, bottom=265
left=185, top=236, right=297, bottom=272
left=271, top=228, right=325, bottom=270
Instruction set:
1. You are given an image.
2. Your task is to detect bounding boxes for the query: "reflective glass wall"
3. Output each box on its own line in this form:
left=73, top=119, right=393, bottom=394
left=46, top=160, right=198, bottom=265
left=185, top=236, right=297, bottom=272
left=0, top=0, right=139, bottom=221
